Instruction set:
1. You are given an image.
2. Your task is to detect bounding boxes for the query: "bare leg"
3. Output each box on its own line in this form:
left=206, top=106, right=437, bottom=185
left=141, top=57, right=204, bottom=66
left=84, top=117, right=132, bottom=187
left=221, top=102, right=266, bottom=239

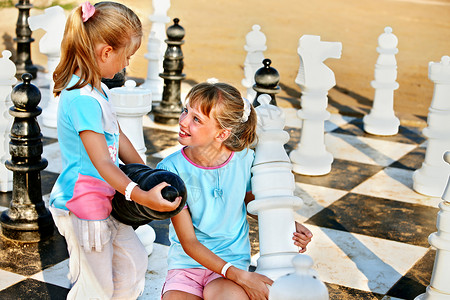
left=162, top=290, right=203, bottom=300
left=204, top=278, right=249, bottom=300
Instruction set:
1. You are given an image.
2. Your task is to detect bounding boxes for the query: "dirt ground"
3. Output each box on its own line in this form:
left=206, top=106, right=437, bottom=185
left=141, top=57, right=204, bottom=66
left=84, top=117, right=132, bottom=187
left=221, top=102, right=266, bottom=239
left=1, top=0, right=450, bottom=126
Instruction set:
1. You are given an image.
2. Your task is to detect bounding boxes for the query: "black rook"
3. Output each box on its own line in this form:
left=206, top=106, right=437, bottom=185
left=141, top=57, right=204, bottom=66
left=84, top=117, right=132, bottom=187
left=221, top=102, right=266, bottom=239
left=152, top=18, right=186, bottom=125
left=0, top=74, right=53, bottom=242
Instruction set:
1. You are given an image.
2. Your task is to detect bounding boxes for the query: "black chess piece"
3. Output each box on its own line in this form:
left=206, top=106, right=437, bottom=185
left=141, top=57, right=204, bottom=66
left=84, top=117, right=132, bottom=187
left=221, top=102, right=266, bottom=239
left=14, top=0, right=38, bottom=79
left=111, top=163, right=187, bottom=227
left=0, top=73, right=54, bottom=242
left=252, top=58, right=280, bottom=107
left=152, top=18, right=186, bottom=125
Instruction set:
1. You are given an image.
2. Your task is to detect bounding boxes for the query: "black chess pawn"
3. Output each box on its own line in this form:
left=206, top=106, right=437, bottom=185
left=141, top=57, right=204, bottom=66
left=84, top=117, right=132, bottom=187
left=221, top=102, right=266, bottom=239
left=152, top=18, right=186, bottom=125
left=14, top=0, right=38, bottom=79
left=252, top=58, right=280, bottom=107
left=0, top=73, right=54, bottom=242
left=111, top=163, right=187, bottom=227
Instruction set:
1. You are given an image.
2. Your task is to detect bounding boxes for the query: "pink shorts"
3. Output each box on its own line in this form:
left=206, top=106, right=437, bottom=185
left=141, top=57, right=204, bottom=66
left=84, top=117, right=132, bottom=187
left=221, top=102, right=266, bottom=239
left=161, top=268, right=222, bottom=298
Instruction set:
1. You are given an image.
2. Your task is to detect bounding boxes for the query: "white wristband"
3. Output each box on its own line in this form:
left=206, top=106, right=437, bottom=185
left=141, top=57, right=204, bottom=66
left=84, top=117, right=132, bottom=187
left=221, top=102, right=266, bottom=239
left=221, top=262, right=232, bottom=278
left=125, top=182, right=138, bottom=201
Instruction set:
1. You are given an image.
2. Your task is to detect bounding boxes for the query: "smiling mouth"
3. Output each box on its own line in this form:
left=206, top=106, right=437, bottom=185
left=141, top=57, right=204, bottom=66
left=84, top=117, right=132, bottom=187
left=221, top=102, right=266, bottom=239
left=179, top=129, right=191, bottom=137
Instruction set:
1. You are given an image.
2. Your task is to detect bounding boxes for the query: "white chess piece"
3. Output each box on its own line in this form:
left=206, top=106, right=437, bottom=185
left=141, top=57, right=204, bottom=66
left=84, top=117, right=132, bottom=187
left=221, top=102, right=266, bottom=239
left=241, top=25, right=267, bottom=101
left=415, top=152, right=450, bottom=300
left=289, top=35, right=342, bottom=176
left=0, top=50, right=16, bottom=192
left=269, top=255, right=329, bottom=300
left=363, top=26, right=400, bottom=136
left=413, top=55, right=450, bottom=197
left=135, top=225, right=156, bottom=256
left=28, top=6, right=66, bottom=128
left=109, top=80, right=152, bottom=164
left=141, top=0, right=171, bottom=103
left=247, top=94, right=303, bottom=280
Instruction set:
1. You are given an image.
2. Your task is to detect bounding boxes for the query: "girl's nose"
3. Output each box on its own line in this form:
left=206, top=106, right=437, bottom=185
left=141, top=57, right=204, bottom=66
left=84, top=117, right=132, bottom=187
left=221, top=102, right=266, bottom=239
left=179, top=111, right=188, bottom=125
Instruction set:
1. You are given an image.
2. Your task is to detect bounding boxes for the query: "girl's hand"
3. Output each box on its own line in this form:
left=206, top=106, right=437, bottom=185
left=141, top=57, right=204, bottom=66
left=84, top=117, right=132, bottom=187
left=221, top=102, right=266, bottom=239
left=228, top=267, right=273, bottom=300
left=141, top=182, right=182, bottom=212
left=293, top=222, right=313, bottom=253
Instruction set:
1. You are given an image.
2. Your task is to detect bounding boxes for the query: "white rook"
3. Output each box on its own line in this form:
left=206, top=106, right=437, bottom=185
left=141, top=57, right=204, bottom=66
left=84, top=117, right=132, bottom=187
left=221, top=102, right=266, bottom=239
left=241, top=25, right=266, bottom=101
left=141, top=0, right=171, bottom=103
left=0, top=51, right=16, bottom=192
left=363, top=26, right=400, bottom=136
left=415, top=152, right=450, bottom=300
left=289, top=35, right=342, bottom=176
left=247, top=94, right=303, bottom=280
left=109, top=80, right=152, bottom=164
left=28, top=6, right=66, bottom=129
left=413, top=56, right=450, bottom=197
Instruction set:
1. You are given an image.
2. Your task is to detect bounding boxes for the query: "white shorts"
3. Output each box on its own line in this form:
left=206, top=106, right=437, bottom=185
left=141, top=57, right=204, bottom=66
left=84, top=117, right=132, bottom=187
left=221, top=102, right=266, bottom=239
left=50, top=207, right=148, bottom=300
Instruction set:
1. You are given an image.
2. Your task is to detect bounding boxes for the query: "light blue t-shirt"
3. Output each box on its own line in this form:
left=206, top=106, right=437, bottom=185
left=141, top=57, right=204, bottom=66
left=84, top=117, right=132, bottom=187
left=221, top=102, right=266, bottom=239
left=50, top=75, right=120, bottom=219
left=157, top=147, right=254, bottom=271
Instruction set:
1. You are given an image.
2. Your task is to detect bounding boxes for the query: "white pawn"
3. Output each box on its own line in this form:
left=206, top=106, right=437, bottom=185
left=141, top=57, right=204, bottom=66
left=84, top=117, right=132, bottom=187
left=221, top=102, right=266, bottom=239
left=415, top=152, right=450, bottom=300
left=363, top=26, right=400, bottom=135
left=289, top=35, right=342, bottom=176
left=248, top=94, right=303, bottom=280
left=269, top=255, right=329, bottom=300
left=0, top=50, right=16, bottom=192
left=28, top=6, right=66, bottom=129
left=241, top=25, right=267, bottom=101
left=109, top=80, right=152, bottom=164
left=413, top=56, right=450, bottom=197
left=141, top=0, right=171, bottom=103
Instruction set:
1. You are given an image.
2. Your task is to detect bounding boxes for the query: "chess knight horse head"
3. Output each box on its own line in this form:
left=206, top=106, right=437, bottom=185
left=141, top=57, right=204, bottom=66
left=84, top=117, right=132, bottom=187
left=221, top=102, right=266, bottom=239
left=28, top=6, right=66, bottom=56
left=295, top=35, right=342, bottom=92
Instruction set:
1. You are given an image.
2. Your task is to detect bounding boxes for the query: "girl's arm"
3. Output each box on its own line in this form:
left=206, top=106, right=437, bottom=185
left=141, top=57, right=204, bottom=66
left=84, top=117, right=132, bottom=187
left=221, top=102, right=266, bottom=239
left=80, top=130, right=181, bottom=211
left=118, top=125, right=145, bottom=165
left=172, top=209, right=273, bottom=299
left=245, top=192, right=313, bottom=253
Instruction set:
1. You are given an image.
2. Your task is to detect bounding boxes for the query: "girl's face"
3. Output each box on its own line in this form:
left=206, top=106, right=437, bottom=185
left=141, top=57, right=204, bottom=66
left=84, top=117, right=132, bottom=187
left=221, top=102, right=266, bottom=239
left=178, top=103, right=223, bottom=149
left=101, top=47, right=132, bottom=79
left=98, top=37, right=140, bottom=79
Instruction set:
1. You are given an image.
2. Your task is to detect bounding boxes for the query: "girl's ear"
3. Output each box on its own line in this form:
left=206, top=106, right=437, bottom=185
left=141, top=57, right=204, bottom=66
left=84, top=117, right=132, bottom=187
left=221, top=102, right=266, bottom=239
left=216, top=129, right=231, bottom=142
left=99, top=45, right=113, bottom=62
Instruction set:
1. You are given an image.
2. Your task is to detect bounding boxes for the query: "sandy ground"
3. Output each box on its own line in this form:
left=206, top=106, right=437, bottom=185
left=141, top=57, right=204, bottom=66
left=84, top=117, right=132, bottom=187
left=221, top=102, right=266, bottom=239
left=1, top=0, right=450, bottom=125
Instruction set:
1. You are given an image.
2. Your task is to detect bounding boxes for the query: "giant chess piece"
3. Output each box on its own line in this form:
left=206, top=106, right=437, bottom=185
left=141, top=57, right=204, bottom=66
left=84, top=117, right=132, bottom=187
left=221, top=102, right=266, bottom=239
left=252, top=58, right=280, bottom=107
left=241, top=25, right=267, bottom=101
left=415, top=152, right=450, bottom=300
left=141, top=0, right=171, bottom=103
left=269, top=255, right=329, bottom=300
left=247, top=94, right=303, bottom=280
left=289, top=35, right=342, bottom=176
left=152, top=18, right=185, bottom=125
left=28, top=5, right=66, bottom=128
left=0, top=74, right=54, bottom=242
left=109, top=80, right=152, bottom=163
left=413, top=55, right=450, bottom=197
left=0, top=51, right=16, bottom=192
left=111, top=163, right=187, bottom=227
left=363, top=26, right=400, bottom=136
left=14, top=0, right=38, bottom=79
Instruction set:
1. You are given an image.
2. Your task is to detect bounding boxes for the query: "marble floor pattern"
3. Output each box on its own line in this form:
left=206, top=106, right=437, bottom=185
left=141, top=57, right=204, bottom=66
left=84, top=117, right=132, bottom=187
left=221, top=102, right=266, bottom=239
left=0, top=85, right=443, bottom=299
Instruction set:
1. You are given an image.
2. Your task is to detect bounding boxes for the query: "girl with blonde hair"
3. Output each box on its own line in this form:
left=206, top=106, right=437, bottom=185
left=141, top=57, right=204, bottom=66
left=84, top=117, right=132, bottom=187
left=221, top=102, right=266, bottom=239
left=50, top=2, right=181, bottom=299
left=157, top=82, right=313, bottom=299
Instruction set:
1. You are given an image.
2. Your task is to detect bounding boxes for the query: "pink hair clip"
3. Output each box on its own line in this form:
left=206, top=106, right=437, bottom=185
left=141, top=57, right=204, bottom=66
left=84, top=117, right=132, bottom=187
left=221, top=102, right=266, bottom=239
left=81, top=1, right=95, bottom=22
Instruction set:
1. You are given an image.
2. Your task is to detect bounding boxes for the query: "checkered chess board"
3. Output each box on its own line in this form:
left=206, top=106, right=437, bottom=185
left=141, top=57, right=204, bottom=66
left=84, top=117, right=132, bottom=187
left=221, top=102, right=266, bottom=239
left=0, top=86, right=440, bottom=299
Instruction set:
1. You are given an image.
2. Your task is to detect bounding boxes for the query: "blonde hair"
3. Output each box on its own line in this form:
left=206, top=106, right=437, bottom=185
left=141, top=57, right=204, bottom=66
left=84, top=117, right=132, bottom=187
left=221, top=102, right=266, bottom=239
left=53, top=2, right=142, bottom=96
left=186, top=82, right=257, bottom=152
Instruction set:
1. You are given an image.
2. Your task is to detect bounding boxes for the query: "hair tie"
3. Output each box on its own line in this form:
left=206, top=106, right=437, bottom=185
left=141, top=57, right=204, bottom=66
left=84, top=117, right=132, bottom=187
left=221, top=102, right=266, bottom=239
left=241, top=97, right=251, bottom=123
left=81, top=1, right=95, bottom=22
